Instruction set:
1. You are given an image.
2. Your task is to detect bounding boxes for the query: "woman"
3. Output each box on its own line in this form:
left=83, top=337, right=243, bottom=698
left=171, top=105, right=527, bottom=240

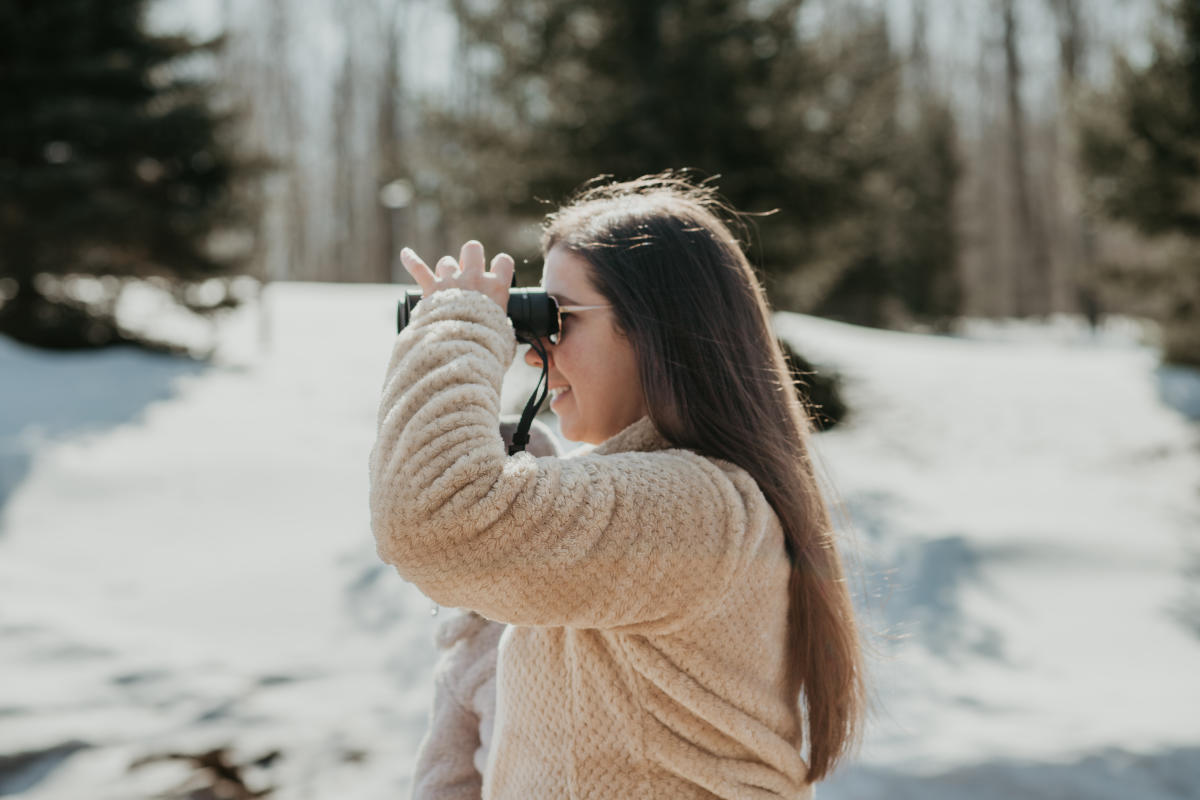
left=369, top=175, right=864, bottom=799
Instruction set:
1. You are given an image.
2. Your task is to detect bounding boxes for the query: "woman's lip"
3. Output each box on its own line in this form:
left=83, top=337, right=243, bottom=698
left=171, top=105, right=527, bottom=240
left=550, top=386, right=572, bottom=407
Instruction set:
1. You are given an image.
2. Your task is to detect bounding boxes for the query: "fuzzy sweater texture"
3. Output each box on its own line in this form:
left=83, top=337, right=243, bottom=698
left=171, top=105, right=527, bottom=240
left=410, top=420, right=559, bottom=800
left=370, top=289, right=811, bottom=799
left=411, top=610, right=505, bottom=800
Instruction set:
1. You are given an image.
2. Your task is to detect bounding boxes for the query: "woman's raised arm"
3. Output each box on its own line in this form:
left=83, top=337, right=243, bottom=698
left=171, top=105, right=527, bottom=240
left=368, top=289, right=782, bottom=634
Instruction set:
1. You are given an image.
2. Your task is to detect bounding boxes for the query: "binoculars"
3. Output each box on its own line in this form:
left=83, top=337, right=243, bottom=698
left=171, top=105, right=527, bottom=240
left=396, top=288, right=562, bottom=343
left=394, top=287, right=561, bottom=454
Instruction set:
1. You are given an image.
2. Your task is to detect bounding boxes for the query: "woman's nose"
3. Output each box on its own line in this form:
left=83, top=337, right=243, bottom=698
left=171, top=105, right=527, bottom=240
left=524, top=340, right=554, bottom=369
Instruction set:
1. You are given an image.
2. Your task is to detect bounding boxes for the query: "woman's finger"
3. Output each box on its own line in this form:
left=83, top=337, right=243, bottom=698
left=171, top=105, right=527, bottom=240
left=490, top=252, right=515, bottom=287
left=435, top=256, right=460, bottom=279
left=400, top=248, right=436, bottom=295
left=460, top=240, right=487, bottom=276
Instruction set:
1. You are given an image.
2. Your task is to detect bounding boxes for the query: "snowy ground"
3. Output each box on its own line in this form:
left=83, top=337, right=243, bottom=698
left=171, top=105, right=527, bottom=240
left=2, top=282, right=1198, bottom=799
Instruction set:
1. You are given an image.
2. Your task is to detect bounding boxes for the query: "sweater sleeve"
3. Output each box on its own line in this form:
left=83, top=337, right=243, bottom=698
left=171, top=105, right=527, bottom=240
left=409, top=676, right=484, bottom=800
left=369, top=289, right=775, bottom=632
left=410, top=612, right=502, bottom=800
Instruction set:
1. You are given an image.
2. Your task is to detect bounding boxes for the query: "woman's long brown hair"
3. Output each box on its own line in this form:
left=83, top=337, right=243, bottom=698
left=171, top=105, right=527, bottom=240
left=543, top=174, right=864, bottom=782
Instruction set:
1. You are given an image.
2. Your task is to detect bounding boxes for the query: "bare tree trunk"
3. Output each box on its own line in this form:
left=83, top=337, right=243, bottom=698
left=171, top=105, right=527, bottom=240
left=256, top=0, right=308, bottom=282
left=1001, top=0, right=1051, bottom=316
left=911, top=0, right=931, bottom=92
left=329, top=0, right=411, bottom=284
left=332, top=32, right=359, bottom=283
left=376, top=0, right=409, bottom=284
left=966, top=40, right=1008, bottom=317
left=1047, top=0, right=1097, bottom=317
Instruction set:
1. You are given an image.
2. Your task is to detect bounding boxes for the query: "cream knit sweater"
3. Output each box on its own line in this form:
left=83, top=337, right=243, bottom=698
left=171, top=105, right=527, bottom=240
left=411, top=610, right=505, bottom=800
left=410, top=420, right=559, bottom=800
left=370, top=289, right=812, bottom=799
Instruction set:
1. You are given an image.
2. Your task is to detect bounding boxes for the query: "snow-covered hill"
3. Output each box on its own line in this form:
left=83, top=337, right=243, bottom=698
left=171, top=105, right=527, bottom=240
left=2, top=283, right=1198, bottom=799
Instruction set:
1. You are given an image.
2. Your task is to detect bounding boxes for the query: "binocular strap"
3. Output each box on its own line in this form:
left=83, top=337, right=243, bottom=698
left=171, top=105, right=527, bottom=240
left=508, top=336, right=551, bottom=456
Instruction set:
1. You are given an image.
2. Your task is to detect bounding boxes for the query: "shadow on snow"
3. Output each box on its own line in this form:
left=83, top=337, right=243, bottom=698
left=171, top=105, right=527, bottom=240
left=843, top=491, right=1009, bottom=663
left=0, top=338, right=206, bottom=522
left=821, top=745, right=1200, bottom=800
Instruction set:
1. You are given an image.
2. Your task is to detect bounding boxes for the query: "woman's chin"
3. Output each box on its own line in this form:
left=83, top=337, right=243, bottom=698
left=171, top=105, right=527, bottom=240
left=556, top=417, right=580, bottom=441
left=555, top=414, right=590, bottom=445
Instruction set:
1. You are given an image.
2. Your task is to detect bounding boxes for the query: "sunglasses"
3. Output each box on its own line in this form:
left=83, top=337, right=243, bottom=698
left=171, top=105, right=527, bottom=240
left=547, top=302, right=610, bottom=345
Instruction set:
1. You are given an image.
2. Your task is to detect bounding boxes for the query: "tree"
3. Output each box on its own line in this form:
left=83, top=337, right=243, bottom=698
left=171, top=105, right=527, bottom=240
left=331, top=0, right=411, bottom=284
left=0, top=0, right=254, bottom=350
left=1080, top=0, right=1200, bottom=365
left=1046, top=0, right=1097, bottom=316
left=1000, top=0, right=1052, bottom=316
left=428, top=0, right=962, bottom=327
left=889, top=95, right=962, bottom=327
left=815, top=2, right=961, bottom=329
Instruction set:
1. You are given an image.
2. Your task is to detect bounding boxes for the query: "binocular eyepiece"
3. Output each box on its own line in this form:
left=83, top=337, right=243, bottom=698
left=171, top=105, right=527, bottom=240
left=396, top=288, right=561, bottom=343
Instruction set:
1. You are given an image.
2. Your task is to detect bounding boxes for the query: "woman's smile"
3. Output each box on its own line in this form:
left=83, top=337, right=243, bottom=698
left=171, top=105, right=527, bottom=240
left=549, top=386, right=572, bottom=406
left=524, top=244, right=647, bottom=444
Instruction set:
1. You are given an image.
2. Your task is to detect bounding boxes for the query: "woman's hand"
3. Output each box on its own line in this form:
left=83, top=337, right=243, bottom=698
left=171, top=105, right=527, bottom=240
left=400, top=241, right=514, bottom=314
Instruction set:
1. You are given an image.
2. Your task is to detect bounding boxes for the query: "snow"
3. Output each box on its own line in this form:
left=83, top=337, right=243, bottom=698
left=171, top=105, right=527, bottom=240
left=2, top=282, right=1199, bottom=798
left=776, top=314, right=1200, bottom=791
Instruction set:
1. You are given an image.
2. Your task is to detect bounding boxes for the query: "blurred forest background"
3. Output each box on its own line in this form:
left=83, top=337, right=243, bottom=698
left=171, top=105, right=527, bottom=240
left=2, top=0, right=1198, bottom=364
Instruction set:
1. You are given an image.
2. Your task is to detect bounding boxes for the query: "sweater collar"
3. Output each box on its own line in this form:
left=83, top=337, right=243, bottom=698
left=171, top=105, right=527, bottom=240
left=588, top=415, right=673, bottom=456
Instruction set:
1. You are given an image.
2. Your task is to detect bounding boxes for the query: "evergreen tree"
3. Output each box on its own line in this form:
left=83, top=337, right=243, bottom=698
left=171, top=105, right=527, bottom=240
left=790, top=13, right=962, bottom=328
left=893, top=98, right=962, bottom=326
left=1081, top=0, right=1200, bottom=365
left=0, top=0, right=254, bottom=350
left=428, top=0, right=962, bottom=327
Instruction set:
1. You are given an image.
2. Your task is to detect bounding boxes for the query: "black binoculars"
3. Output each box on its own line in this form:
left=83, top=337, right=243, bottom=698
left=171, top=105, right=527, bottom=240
left=394, top=287, right=562, bottom=454
left=396, top=288, right=563, bottom=343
